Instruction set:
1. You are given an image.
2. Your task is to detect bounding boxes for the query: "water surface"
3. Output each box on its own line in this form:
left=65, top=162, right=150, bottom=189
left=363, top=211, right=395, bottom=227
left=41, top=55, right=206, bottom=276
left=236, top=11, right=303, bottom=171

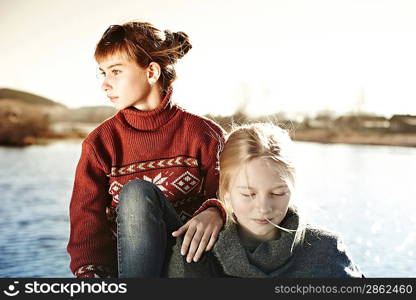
left=0, top=140, right=415, bottom=277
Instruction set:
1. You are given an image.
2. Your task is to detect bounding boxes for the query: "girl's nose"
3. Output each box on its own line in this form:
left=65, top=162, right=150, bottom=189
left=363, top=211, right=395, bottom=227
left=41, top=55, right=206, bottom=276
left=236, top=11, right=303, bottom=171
left=101, top=79, right=112, bottom=92
left=256, top=195, right=272, bottom=215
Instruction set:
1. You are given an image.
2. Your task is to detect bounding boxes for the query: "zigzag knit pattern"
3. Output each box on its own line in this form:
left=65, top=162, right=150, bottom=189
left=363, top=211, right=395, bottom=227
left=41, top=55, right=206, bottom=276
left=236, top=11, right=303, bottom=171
left=109, top=156, right=199, bottom=177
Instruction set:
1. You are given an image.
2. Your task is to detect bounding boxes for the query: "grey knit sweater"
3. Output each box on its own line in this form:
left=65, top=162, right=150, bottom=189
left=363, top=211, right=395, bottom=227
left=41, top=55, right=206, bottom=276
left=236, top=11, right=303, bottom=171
left=164, top=207, right=363, bottom=278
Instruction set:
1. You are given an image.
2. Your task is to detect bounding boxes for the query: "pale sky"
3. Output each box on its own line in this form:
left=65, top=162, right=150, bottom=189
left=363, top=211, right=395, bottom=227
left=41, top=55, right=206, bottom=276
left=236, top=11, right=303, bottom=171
left=2, top=0, right=416, bottom=117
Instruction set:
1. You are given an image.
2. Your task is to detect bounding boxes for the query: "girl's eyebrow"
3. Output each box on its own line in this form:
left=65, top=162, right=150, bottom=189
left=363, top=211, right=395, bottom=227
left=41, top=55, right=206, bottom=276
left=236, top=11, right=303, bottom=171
left=99, top=63, right=124, bottom=71
left=236, top=184, right=288, bottom=190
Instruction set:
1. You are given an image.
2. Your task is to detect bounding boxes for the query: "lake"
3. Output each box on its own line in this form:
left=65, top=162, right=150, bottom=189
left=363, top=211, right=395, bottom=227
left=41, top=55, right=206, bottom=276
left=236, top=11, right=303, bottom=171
left=0, top=140, right=415, bottom=277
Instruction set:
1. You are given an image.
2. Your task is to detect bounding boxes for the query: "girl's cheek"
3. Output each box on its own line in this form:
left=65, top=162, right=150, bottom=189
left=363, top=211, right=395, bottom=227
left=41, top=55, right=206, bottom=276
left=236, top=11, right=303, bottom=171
left=239, top=202, right=252, bottom=215
left=276, top=197, right=290, bottom=211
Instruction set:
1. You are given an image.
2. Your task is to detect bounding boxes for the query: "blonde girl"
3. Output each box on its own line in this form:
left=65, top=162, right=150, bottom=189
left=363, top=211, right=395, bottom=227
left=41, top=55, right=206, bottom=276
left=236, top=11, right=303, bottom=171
left=166, top=123, right=363, bottom=278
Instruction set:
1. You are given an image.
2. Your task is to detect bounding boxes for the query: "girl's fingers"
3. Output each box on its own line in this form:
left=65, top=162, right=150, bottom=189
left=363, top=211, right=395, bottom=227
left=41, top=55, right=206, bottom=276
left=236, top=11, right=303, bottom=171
left=186, top=229, right=204, bottom=263
left=172, top=223, right=189, bottom=237
left=205, top=228, right=219, bottom=251
left=180, top=225, right=196, bottom=256
left=193, top=230, right=212, bottom=262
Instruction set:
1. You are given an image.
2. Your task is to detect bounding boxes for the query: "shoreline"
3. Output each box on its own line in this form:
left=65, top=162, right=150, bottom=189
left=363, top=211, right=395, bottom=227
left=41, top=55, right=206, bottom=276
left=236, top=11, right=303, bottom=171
left=2, top=132, right=416, bottom=148
left=292, top=129, right=416, bottom=147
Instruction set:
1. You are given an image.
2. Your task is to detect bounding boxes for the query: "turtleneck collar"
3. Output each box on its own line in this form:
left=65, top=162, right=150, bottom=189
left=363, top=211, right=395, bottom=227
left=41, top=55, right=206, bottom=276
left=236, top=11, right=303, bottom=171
left=213, top=206, right=306, bottom=277
left=116, top=87, right=179, bottom=131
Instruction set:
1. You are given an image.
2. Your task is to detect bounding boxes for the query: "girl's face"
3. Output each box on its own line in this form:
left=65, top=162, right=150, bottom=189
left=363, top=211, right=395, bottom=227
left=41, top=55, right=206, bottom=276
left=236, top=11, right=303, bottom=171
left=98, top=52, right=151, bottom=110
left=225, top=158, right=292, bottom=243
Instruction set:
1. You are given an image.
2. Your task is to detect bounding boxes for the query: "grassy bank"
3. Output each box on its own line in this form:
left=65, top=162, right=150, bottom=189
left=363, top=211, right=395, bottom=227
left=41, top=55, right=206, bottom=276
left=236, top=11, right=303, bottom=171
left=292, top=129, right=416, bottom=147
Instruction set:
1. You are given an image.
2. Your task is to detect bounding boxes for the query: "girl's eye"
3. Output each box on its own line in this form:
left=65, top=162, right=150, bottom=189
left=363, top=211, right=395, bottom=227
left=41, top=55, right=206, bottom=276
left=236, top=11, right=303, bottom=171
left=112, top=69, right=121, bottom=75
left=241, top=193, right=255, bottom=198
left=97, top=71, right=106, bottom=79
left=271, top=192, right=287, bottom=197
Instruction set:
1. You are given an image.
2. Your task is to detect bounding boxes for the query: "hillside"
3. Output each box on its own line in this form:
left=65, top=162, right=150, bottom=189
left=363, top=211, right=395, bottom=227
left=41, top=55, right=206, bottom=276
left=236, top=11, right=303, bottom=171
left=0, top=88, right=66, bottom=107
left=0, top=88, right=117, bottom=146
left=67, top=106, right=117, bottom=123
left=0, top=88, right=116, bottom=123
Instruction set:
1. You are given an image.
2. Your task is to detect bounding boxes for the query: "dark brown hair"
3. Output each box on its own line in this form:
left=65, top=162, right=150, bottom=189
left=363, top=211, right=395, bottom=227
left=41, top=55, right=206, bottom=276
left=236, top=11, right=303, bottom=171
left=94, top=21, right=192, bottom=94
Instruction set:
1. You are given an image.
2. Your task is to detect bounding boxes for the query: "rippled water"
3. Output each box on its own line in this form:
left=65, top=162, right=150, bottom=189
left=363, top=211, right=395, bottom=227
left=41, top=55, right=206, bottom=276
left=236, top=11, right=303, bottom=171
left=293, top=142, right=416, bottom=278
left=0, top=140, right=415, bottom=277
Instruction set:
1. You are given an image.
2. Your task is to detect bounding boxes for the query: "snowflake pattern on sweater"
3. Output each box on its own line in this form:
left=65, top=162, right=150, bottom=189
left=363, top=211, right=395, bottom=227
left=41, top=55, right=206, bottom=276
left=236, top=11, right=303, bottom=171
left=106, top=155, right=203, bottom=226
left=77, top=156, right=207, bottom=277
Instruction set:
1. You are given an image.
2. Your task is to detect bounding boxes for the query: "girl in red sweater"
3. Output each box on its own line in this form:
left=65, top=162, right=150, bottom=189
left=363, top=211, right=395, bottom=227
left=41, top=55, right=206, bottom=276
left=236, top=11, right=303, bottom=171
left=67, top=21, right=226, bottom=278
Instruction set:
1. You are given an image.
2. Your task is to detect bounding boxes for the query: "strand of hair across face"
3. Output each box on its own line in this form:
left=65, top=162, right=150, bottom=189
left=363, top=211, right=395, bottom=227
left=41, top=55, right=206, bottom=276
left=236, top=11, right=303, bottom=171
left=265, top=217, right=297, bottom=233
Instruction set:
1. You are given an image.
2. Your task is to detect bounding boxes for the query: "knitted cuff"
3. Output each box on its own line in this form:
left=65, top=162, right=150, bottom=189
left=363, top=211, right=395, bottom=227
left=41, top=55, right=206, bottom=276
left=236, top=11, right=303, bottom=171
left=193, top=199, right=226, bottom=224
left=74, top=264, right=116, bottom=278
left=76, top=271, right=97, bottom=278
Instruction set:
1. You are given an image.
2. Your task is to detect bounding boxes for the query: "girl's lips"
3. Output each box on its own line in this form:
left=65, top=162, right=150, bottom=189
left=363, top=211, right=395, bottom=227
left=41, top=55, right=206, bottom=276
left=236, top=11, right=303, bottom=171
left=252, top=219, right=269, bottom=225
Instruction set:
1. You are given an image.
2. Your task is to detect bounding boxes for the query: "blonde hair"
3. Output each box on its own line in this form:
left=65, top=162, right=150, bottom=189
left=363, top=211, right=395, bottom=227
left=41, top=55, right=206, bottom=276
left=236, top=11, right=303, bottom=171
left=219, top=122, right=296, bottom=225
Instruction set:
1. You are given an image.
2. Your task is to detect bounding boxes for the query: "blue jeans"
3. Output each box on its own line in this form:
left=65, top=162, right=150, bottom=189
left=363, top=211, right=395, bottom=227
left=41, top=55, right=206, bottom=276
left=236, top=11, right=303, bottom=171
left=116, top=179, right=183, bottom=278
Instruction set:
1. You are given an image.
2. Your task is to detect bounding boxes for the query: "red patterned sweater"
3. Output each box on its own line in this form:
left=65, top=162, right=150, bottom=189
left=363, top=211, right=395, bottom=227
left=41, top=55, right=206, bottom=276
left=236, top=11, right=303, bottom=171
left=67, top=89, right=225, bottom=277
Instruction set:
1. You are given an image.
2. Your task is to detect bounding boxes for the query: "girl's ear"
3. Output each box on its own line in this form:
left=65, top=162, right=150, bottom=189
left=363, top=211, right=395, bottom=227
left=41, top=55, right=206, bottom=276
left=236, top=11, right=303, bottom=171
left=147, top=62, right=161, bottom=85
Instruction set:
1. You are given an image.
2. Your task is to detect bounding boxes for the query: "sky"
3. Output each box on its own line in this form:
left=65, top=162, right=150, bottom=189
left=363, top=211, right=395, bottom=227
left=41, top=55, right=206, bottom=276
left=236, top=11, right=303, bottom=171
left=2, top=0, right=416, bottom=118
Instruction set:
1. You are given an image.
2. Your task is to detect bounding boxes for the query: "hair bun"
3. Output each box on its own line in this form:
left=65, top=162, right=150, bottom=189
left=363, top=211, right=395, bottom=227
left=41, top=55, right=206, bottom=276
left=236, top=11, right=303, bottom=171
left=162, top=30, right=192, bottom=61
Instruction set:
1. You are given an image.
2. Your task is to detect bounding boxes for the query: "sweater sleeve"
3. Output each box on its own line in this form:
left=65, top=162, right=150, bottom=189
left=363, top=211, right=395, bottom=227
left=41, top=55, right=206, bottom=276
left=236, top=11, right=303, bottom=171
left=332, top=237, right=364, bottom=278
left=202, top=124, right=224, bottom=200
left=193, top=123, right=226, bottom=222
left=164, top=236, right=223, bottom=278
left=67, top=140, right=117, bottom=277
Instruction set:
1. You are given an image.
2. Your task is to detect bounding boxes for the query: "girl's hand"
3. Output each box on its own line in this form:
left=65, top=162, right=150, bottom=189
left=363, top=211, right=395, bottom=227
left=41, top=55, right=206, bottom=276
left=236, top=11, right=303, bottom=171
left=172, top=207, right=223, bottom=263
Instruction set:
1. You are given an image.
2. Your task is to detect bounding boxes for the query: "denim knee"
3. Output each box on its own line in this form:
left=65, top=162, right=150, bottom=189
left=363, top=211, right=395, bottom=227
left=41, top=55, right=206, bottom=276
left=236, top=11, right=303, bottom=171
left=118, top=179, right=161, bottom=215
